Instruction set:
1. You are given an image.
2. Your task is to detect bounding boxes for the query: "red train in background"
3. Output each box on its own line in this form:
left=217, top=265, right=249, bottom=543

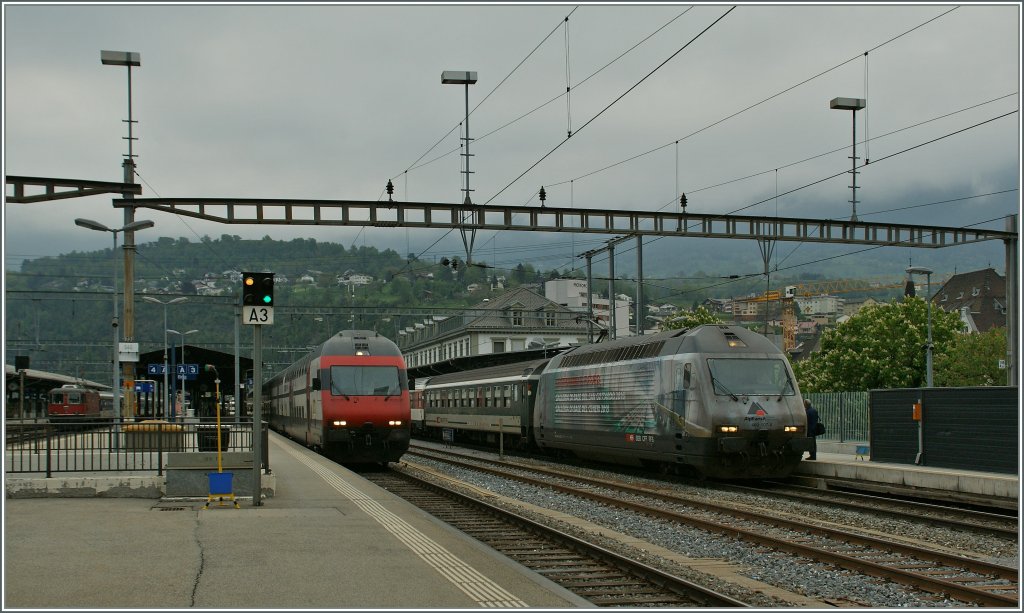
left=47, top=384, right=104, bottom=420
left=265, top=330, right=411, bottom=465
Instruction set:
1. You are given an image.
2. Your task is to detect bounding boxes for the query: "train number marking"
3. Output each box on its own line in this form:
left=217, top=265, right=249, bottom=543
left=243, top=306, right=274, bottom=325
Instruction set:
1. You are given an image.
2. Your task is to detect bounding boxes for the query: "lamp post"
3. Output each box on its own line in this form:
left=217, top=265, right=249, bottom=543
left=906, top=265, right=933, bottom=466
left=101, top=50, right=144, bottom=421
left=442, top=69, right=478, bottom=263
left=829, top=97, right=867, bottom=222
left=905, top=266, right=934, bottom=388
left=75, top=218, right=154, bottom=432
left=143, top=296, right=188, bottom=418
left=167, top=329, right=199, bottom=420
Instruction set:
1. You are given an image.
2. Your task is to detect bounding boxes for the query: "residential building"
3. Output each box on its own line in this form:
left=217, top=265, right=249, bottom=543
left=795, top=294, right=844, bottom=316
left=544, top=278, right=633, bottom=337
left=932, top=267, right=1006, bottom=332
left=397, top=287, right=590, bottom=369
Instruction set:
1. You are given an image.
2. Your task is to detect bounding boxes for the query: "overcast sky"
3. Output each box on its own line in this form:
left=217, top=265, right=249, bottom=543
left=3, top=2, right=1020, bottom=278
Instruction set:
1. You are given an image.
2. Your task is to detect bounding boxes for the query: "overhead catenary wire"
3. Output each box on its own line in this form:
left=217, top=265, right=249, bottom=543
left=559, top=108, right=1017, bottom=275
left=380, top=6, right=580, bottom=201
left=484, top=6, right=737, bottom=206
left=564, top=14, right=573, bottom=138
left=542, top=6, right=960, bottom=193
left=390, top=7, right=693, bottom=182
left=657, top=92, right=1017, bottom=205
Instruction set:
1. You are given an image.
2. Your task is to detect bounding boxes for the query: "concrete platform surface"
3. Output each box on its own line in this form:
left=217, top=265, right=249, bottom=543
left=4, top=434, right=589, bottom=609
left=792, top=449, right=1018, bottom=507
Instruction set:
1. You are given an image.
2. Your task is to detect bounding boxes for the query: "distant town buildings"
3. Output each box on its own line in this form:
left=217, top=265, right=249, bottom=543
left=932, top=267, right=1006, bottom=332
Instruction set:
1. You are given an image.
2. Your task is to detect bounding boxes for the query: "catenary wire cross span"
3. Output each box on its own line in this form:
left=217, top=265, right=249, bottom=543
left=484, top=6, right=736, bottom=206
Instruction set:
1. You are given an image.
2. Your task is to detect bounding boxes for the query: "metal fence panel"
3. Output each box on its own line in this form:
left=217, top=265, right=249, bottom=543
left=869, top=387, right=1018, bottom=473
left=868, top=389, right=920, bottom=464
left=921, top=387, right=1018, bottom=474
left=805, top=392, right=869, bottom=443
left=4, top=419, right=263, bottom=476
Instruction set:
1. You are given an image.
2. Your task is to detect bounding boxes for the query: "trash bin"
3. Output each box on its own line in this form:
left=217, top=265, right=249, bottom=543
left=197, top=425, right=231, bottom=452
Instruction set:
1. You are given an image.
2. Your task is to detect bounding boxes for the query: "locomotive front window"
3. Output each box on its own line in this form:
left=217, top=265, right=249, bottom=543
left=330, top=366, right=401, bottom=396
left=706, top=358, right=795, bottom=396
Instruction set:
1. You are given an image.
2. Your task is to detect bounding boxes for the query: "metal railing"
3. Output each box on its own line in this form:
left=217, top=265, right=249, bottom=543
left=805, top=392, right=870, bottom=443
left=4, top=418, right=268, bottom=477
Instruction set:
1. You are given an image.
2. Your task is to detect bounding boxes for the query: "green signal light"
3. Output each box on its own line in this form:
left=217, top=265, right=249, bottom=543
left=262, top=295, right=272, bottom=304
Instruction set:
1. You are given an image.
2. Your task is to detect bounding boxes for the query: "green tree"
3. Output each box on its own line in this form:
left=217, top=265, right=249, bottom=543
left=934, top=327, right=1008, bottom=387
left=792, top=297, right=963, bottom=392
left=661, top=305, right=723, bottom=330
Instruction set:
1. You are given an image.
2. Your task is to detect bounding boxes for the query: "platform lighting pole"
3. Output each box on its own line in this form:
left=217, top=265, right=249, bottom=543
left=906, top=265, right=933, bottom=466
left=143, top=296, right=187, bottom=418
left=75, top=218, right=154, bottom=438
left=102, top=50, right=143, bottom=419
left=830, top=97, right=866, bottom=222
left=442, top=70, right=478, bottom=263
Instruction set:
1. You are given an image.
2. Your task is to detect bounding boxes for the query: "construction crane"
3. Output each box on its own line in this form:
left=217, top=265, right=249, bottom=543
left=734, top=275, right=950, bottom=353
left=735, top=287, right=797, bottom=351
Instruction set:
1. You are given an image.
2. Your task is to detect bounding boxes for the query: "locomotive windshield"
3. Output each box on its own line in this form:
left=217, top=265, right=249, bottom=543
left=330, top=365, right=401, bottom=396
left=706, top=358, right=795, bottom=396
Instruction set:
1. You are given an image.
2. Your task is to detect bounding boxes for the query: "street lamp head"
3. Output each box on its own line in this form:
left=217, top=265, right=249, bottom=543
left=75, top=218, right=111, bottom=233
left=124, top=219, right=155, bottom=233
left=75, top=218, right=154, bottom=234
left=441, top=70, right=477, bottom=85
left=101, top=50, right=141, bottom=67
left=143, top=295, right=188, bottom=306
left=830, top=97, right=866, bottom=111
left=905, top=265, right=934, bottom=276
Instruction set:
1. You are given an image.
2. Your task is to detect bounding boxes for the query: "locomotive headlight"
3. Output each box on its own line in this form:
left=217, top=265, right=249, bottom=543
left=784, top=425, right=799, bottom=433
left=388, top=420, right=403, bottom=426
left=332, top=420, right=347, bottom=427
left=718, top=425, right=738, bottom=433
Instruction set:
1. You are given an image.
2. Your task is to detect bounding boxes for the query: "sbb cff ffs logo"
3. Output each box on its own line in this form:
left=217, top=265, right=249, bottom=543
left=242, top=272, right=274, bottom=306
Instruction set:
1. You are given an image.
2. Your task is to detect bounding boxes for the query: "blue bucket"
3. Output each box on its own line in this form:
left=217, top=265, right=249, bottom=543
left=208, top=471, right=233, bottom=495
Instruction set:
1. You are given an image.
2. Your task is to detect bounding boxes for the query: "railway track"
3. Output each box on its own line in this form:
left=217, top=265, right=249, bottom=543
left=725, top=480, right=1018, bottom=540
left=362, top=466, right=750, bottom=608
left=407, top=444, right=1019, bottom=607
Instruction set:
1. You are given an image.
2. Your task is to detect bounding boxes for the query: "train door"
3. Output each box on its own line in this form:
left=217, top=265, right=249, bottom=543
left=672, top=363, right=692, bottom=422
left=305, top=366, right=313, bottom=446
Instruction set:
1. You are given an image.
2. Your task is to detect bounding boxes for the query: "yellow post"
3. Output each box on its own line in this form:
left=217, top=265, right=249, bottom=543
left=214, top=375, right=223, bottom=473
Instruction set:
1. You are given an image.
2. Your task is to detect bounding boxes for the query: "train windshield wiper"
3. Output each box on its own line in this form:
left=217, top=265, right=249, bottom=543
left=710, top=375, right=739, bottom=401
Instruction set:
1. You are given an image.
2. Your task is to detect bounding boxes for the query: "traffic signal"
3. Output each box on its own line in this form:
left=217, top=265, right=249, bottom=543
left=242, top=272, right=274, bottom=306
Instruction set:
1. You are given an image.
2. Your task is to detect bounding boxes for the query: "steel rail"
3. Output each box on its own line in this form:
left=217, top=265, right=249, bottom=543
left=409, top=447, right=1018, bottom=607
left=377, top=464, right=751, bottom=608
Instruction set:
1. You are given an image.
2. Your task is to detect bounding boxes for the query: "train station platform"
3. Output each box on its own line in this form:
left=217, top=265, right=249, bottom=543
left=792, top=441, right=1019, bottom=510
left=4, top=433, right=590, bottom=609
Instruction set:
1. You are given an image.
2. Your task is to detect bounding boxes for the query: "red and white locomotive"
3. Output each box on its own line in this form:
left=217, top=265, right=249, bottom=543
left=265, top=330, right=411, bottom=464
